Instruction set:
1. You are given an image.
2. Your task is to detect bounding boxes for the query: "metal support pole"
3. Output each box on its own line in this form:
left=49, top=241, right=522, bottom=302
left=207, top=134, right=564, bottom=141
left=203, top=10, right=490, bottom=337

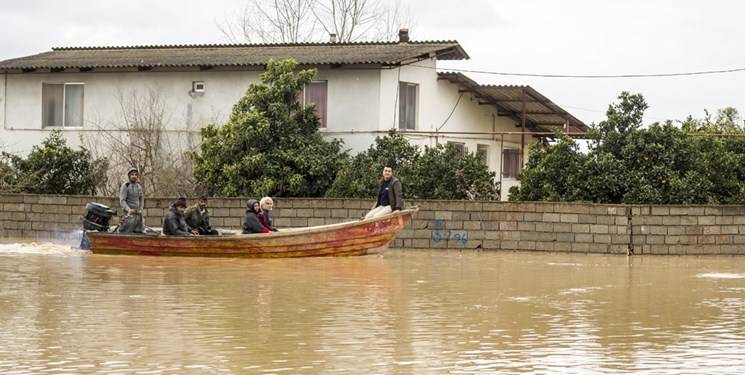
left=627, top=207, right=635, bottom=256
left=499, top=133, right=504, bottom=194
left=520, top=89, right=526, bottom=173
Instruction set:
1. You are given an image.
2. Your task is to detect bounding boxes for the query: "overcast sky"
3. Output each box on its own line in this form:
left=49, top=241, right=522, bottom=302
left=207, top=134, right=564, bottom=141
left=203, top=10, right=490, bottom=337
left=1, top=0, right=743, bottom=125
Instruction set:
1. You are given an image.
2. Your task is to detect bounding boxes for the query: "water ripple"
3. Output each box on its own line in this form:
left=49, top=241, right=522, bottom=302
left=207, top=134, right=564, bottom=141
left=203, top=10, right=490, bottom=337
left=697, top=272, right=745, bottom=279
left=0, top=249, right=744, bottom=373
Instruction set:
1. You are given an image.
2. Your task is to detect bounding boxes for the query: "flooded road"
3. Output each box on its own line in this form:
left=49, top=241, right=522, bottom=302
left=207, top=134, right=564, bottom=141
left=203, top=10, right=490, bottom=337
left=1, top=241, right=745, bottom=373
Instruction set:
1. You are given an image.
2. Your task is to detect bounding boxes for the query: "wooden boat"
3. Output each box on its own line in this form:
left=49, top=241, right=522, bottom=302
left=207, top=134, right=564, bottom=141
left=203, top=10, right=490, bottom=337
left=86, top=207, right=417, bottom=258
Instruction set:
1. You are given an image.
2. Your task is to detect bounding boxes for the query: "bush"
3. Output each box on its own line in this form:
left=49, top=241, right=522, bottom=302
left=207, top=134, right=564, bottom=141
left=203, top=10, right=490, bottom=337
left=407, top=144, right=499, bottom=200
left=509, top=134, right=590, bottom=202
left=326, top=130, right=419, bottom=198
left=327, top=131, right=498, bottom=200
left=0, top=130, right=107, bottom=195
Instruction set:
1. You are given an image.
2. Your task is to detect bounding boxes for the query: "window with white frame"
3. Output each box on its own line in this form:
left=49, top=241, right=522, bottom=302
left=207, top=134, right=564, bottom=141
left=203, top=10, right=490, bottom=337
left=398, top=82, right=418, bottom=130
left=476, top=144, right=489, bottom=166
left=304, top=81, right=327, bottom=128
left=42, top=83, right=84, bottom=128
left=502, top=148, right=521, bottom=178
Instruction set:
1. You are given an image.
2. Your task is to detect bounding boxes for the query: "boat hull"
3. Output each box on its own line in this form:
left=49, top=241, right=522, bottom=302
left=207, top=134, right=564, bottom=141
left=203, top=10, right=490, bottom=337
left=86, top=208, right=415, bottom=258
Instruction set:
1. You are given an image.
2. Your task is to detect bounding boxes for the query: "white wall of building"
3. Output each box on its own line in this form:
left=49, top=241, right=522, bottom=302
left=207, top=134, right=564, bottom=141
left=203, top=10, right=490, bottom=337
left=0, top=69, right=257, bottom=153
left=0, top=62, right=530, bottom=200
left=0, top=67, right=382, bottom=154
left=378, top=58, right=531, bottom=200
left=0, top=73, right=6, bottom=150
left=317, top=68, right=381, bottom=152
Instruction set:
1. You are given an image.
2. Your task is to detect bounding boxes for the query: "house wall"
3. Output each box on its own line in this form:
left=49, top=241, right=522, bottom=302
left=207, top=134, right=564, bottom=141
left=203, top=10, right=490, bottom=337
left=379, top=58, right=531, bottom=200
left=1, top=69, right=252, bottom=153
left=0, top=62, right=531, bottom=201
left=317, top=68, right=381, bottom=152
left=0, top=67, right=382, bottom=154
left=0, top=72, right=6, bottom=149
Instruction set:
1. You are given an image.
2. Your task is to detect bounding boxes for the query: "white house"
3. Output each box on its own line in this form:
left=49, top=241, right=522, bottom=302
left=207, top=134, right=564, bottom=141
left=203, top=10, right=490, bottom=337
left=0, top=30, right=586, bottom=200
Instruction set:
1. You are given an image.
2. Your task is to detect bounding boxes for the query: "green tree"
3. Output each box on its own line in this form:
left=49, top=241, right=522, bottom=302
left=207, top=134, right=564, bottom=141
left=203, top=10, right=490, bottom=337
left=406, top=143, right=499, bottom=200
left=585, top=92, right=649, bottom=202
left=681, top=109, right=745, bottom=204
left=681, top=107, right=744, bottom=134
left=0, top=153, right=16, bottom=190
left=511, top=92, right=745, bottom=204
left=619, top=122, right=702, bottom=204
left=326, top=130, right=419, bottom=198
left=508, top=134, right=590, bottom=202
left=0, top=130, right=107, bottom=195
left=191, top=58, right=347, bottom=197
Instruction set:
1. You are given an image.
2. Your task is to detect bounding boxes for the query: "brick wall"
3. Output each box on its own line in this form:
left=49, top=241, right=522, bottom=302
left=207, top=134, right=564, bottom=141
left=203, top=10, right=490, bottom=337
left=1, top=193, right=744, bottom=255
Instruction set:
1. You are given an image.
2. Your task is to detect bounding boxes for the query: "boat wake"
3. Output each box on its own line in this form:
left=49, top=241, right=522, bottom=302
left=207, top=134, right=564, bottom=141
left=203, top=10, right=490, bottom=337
left=0, top=242, right=85, bottom=256
left=697, top=273, right=745, bottom=280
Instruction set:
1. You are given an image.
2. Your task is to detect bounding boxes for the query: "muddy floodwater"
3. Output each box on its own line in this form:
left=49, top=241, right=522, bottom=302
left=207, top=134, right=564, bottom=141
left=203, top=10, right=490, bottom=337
left=1, top=241, right=745, bottom=373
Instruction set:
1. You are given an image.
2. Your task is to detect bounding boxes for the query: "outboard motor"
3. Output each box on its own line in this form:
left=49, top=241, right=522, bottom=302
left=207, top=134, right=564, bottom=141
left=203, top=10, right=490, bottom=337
left=80, top=202, right=115, bottom=249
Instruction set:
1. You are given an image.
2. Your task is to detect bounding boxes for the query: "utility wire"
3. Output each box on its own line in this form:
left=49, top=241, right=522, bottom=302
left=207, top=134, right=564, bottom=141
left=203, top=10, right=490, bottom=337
left=436, top=93, right=464, bottom=131
left=415, top=64, right=745, bottom=79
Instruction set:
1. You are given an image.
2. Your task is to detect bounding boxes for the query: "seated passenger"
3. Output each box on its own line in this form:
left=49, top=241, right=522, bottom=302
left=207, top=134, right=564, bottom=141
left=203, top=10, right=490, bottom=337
left=185, top=195, right=219, bottom=235
left=365, top=166, right=403, bottom=219
left=163, top=198, right=196, bottom=236
left=242, top=199, right=270, bottom=234
left=259, top=196, right=278, bottom=232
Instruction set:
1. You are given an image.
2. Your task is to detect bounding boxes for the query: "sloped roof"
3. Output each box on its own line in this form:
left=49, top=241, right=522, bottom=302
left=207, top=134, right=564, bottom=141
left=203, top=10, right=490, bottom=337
left=0, top=41, right=468, bottom=71
left=438, top=72, right=588, bottom=133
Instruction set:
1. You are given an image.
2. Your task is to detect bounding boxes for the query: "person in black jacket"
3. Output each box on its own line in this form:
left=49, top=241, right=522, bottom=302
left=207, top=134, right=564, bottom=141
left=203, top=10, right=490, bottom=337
left=364, top=166, right=404, bottom=219
left=184, top=196, right=219, bottom=235
left=163, top=198, right=195, bottom=236
left=242, top=199, right=269, bottom=234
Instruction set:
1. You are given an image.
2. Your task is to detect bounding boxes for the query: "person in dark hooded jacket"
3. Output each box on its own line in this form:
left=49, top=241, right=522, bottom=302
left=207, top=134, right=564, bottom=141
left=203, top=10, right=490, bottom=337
left=163, top=198, right=195, bottom=236
left=242, top=199, right=270, bottom=234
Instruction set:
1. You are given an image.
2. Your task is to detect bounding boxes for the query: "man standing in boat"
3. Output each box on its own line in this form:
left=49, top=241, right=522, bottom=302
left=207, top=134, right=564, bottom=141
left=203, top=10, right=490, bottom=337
left=118, top=168, right=145, bottom=233
left=365, top=166, right=404, bottom=219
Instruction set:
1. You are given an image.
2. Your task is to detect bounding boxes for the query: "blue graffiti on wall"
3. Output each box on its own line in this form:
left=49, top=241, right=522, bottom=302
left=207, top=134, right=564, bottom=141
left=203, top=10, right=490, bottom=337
left=431, top=220, right=468, bottom=246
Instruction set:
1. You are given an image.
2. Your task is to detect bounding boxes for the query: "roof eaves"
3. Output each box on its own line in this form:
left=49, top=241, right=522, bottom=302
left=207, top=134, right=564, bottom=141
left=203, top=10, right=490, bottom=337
left=438, top=71, right=588, bottom=131
left=51, top=40, right=463, bottom=51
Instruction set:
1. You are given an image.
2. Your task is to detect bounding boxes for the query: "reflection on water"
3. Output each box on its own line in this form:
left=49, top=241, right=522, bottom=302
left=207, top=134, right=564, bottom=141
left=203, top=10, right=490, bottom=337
left=1, top=241, right=745, bottom=373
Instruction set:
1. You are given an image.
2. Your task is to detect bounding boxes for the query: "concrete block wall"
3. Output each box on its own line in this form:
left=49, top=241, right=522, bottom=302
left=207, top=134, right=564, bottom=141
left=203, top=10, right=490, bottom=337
left=631, top=205, right=745, bottom=255
left=0, top=195, right=119, bottom=240
left=2, top=193, right=745, bottom=255
left=393, top=201, right=630, bottom=253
